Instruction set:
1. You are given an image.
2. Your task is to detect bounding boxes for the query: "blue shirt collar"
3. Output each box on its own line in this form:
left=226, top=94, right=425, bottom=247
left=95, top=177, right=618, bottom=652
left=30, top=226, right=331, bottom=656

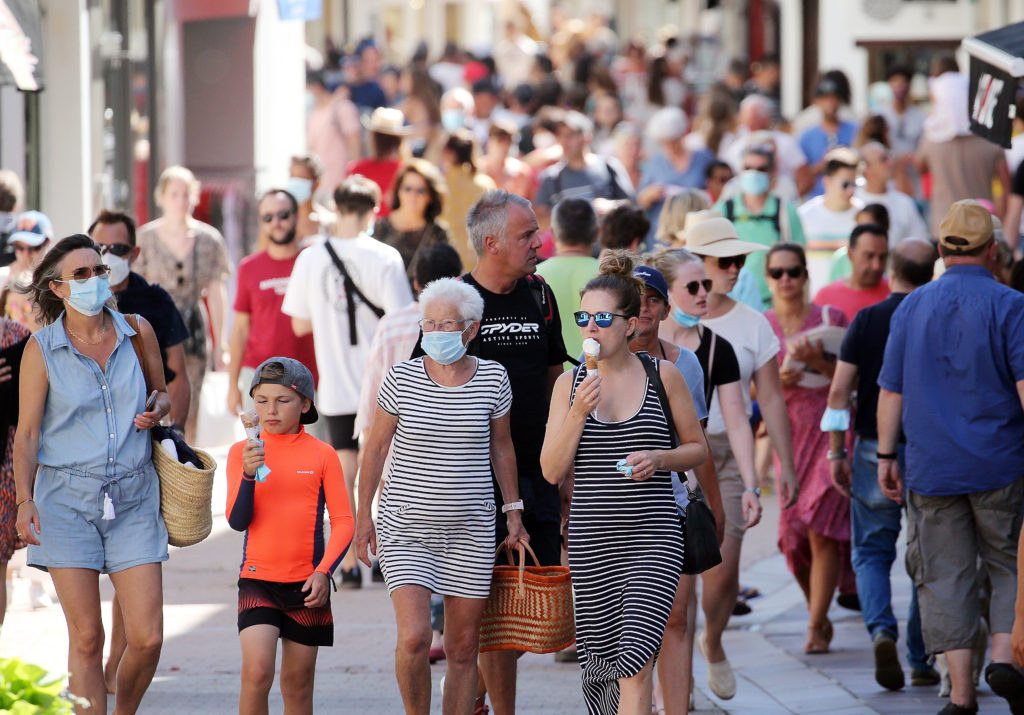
left=941, top=264, right=994, bottom=279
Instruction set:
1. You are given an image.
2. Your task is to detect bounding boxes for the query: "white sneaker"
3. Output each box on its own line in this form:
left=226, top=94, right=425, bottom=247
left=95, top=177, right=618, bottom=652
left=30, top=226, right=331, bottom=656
left=697, top=631, right=736, bottom=700
left=29, top=582, right=53, bottom=610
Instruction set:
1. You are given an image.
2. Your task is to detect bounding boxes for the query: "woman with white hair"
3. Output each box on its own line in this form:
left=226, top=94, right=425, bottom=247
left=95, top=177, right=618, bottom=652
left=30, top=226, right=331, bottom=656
left=354, top=277, right=528, bottom=715
left=637, top=107, right=716, bottom=249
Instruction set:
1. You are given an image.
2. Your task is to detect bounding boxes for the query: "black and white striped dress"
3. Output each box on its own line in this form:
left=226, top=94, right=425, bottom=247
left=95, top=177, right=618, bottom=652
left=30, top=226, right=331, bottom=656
left=568, top=359, right=685, bottom=714
left=376, top=357, right=512, bottom=598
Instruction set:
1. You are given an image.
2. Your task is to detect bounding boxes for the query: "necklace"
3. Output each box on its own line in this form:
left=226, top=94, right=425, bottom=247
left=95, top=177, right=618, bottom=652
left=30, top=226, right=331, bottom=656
left=65, top=315, right=108, bottom=345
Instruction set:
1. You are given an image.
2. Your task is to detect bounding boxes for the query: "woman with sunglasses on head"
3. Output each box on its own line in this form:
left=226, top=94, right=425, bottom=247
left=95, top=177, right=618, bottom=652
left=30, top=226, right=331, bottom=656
left=764, top=243, right=851, bottom=654
left=134, top=165, right=230, bottom=444
left=14, top=234, right=171, bottom=714
left=541, top=251, right=708, bottom=715
left=678, top=214, right=799, bottom=700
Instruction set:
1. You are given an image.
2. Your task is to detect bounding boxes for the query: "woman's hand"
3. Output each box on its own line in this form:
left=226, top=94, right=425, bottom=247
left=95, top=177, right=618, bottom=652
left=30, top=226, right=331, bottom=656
left=777, top=464, right=799, bottom=509
left=568, top=373, right=601, bottom=421
left=354, top=514, right=377, bottom=568
left=779, top=364, right=802, bottom=387
left=133, top=391, right=169, bottom=430
left=15, top=500, right=40, bottom=546
left=242, top=440, right=265, bottom=477
left=301, top=571, right=330, bottom=608
left=503, top=510, right=530, bottom=552
left=622, top=450, right=661, bottom=481
left=741, top=490, right=762, bottom=529
left=790, top=337, right=829, bottom=374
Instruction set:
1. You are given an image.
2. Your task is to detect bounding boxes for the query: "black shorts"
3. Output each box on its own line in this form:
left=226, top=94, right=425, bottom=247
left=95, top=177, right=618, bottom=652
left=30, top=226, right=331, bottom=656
left=495, top=515, right=561, bottom=567
left=324, top=414, right=358, bottom=451
left=237, top=578, right=333, bottom=647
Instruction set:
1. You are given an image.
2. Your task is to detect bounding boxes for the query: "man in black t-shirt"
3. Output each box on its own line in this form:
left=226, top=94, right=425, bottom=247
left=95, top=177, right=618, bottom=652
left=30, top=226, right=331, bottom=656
left=465, top=190, right=568, bottom=713
left=823, top=238, right=936, bottom=691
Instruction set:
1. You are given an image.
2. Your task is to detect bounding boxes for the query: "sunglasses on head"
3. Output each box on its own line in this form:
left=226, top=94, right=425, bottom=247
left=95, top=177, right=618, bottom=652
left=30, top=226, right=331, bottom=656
left=715, top=255, right=746, bottom=270
left=683, top=279, right=713, bottom=296
left=56, top=264, right=111, bottom=285
left=574, top=311, right=627, bottom=328
left=260, top=209, right=293, bottom=223
left=98, top=243, right=132, bottom=258
left=767, top=265, right=804, bottom=280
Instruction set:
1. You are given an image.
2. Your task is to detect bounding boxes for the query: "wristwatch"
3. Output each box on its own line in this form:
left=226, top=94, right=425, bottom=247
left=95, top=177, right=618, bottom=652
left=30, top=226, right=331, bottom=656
left=827, top=450, right=848, bottom=461
left=745, top=486, right=761, bottom=497
left=501, top=500, right=524, bottom=514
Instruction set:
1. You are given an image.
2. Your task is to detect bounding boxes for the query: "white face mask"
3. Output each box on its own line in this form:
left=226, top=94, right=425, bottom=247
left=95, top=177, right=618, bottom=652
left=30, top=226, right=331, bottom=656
left=105, top=253, right=131, bottom=285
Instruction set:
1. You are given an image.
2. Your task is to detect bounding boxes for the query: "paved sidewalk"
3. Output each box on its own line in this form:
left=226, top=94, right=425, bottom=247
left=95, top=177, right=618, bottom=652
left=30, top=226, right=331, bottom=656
left=1, top=442, right=1014, bottom=713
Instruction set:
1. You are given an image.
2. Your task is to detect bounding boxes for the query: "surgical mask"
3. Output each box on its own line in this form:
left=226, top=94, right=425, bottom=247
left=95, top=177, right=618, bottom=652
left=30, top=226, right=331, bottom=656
left=441, top=109, right=465, bottom=132
left=739, top=169, right=770, bottom=196
left=285, top=177, right=313, bottom=205
left=105, top=253, right=131, bottom=285
left=421, top=328, right=468, bottom=365
left=671, top=306, right=701, bottom=328
left=66, top=274, right=113, bottom=317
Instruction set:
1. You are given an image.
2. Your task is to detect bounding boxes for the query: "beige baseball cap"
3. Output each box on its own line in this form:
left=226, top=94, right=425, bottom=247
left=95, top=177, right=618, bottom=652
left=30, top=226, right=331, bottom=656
left=684, top=214, right=767, bottom=257
left=938, top=199, right=993, bottom=253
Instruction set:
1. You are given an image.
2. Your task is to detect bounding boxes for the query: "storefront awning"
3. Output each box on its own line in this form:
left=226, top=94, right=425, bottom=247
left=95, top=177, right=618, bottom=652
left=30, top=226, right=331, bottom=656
left=0, top=0, right=43, bottom=92
left=962, top=22, right=1024, bottom=148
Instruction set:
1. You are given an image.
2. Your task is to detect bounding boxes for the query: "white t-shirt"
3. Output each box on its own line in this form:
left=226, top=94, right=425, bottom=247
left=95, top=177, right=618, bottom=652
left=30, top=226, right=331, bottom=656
left=701, top=301, right=780, bottom=436
left=798, top=195, right=864, bottom=248
left=281, top=234, right=413, bottom=416
left=855, top=187, right=929, bottom=245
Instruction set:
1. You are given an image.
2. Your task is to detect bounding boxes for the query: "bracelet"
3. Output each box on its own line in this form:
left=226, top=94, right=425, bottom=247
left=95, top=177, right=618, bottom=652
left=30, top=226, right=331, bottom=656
left=501, top=499, right=524, bottom=514
left=745, top=486, right=761, bottom=497
left=16, top=497, right=33, bottom=509
left=827, top=450, right=848, bottom=461
left=876, top=451, right=898, bottom=461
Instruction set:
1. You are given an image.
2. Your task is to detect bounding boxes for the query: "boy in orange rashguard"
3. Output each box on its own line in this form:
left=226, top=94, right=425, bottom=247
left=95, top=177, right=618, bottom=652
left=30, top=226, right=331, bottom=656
left=226, top=357, right=354, bottom=715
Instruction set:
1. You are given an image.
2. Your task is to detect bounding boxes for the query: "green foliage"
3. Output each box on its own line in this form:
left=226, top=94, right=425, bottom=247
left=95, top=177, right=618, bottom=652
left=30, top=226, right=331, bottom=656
left=0, top=659, right=73, bottom=714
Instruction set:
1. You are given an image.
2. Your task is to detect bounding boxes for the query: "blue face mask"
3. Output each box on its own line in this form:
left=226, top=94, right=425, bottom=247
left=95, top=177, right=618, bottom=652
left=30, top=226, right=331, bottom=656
left=739, top=169, right=770, bottom=196
left=66, top=274, right=113, bottom=317
left=671, top=306, right=701, bottom=328
left=421, top=328, right=468, bottom=365
left=441, top=109, right=465, bottom=132
left=285, top=177, right=313, bottom=205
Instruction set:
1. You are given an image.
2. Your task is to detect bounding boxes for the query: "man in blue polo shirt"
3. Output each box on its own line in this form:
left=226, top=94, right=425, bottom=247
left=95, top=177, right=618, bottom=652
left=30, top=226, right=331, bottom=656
left=877, top=200, right=1024, bottom=715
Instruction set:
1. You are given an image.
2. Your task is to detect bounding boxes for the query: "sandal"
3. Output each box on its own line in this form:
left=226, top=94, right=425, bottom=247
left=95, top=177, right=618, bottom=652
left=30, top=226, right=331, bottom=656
left=805, top=620, right=833, bottom=654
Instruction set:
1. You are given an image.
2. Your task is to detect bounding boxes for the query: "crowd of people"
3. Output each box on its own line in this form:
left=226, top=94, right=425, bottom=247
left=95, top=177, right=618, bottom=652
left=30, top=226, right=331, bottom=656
left=5, top=15, right=1024, bottom=715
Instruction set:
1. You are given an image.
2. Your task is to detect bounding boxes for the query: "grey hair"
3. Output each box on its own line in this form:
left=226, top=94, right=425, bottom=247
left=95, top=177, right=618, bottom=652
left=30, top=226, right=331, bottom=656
left=466, top=189, right=532, bottom=257
left=644, top=248, right=703, bottom=290
left=419, top=277, right=484, bottom=323
left=860, top=141, right=889, bottom=161
left=739, top=94, right=773, bottom=119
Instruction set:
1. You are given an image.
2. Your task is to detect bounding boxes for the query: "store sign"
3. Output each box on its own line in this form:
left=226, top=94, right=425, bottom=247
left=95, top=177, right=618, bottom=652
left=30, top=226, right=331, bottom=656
left=0, top=0, right=43, bottom=92
left=968, top=57, right=1016, bottom=148
left=278, top=0, right=321, bottom=21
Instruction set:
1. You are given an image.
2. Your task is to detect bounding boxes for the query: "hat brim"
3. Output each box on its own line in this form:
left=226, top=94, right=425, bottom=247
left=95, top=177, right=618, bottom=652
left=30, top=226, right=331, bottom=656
left=686, top=238, right=768, bottom=257
left=300, top=403, right=319, bottom=424
left=361, top=114, right=412, bottom=135
left=10, top=231, right=48, bottom=247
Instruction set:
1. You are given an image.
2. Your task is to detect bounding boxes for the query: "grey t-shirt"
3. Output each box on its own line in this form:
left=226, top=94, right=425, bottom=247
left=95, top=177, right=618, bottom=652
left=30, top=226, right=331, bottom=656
left=535, top=155, right=634, bottom=208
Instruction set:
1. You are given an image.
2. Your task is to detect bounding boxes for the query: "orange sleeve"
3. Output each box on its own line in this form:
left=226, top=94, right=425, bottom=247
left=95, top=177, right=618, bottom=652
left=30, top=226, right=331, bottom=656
left=315, top=443, right=355, bottom=575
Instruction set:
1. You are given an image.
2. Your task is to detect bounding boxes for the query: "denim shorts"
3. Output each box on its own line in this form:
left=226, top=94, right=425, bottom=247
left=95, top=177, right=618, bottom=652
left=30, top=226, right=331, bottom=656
left=27, top=462, right=169, bottom=574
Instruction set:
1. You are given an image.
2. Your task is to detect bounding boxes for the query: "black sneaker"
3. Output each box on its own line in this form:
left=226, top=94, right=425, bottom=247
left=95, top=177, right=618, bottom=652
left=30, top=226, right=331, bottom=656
left=984, top=662, right=1024, bottom=715
left=731, top=598, right=752, bottom=616
left=937, top=703, right=977, bottom=714
left=836, top=592, right=861, bottom=611
left=872, top=632, right=905, bottom=690
left=371, top=561, right=385, bottom=583
left=911, top=666, right=941, bottom=686
left=339, top=566, right=362, bottom=589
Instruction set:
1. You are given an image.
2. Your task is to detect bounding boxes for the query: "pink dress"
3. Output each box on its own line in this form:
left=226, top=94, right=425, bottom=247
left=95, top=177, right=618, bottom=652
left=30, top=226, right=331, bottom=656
left=766, top=305, right=853, bottom=581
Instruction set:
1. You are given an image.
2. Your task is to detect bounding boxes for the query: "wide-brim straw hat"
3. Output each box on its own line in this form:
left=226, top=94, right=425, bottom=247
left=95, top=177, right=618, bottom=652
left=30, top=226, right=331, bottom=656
left=363, top=107, right=411, bottom=136
left=684, top=214, right=767, bottom=257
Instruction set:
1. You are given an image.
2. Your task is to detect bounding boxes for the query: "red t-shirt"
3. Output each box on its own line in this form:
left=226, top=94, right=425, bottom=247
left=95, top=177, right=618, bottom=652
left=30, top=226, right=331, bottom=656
left=813, top=277, right=890, bottom=322
left=234, top=251, right=319, bottom=384
left=347, top=158, right=401, bottom=218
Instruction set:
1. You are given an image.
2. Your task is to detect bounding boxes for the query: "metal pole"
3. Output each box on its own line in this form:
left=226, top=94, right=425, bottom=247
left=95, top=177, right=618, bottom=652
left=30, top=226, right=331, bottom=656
left=146, top=0, right=158, bottom=222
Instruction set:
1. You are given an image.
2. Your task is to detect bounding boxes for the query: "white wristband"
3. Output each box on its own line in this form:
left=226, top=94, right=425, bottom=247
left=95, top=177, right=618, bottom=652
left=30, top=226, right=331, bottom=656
left=501, top=500, right=524, bottom=514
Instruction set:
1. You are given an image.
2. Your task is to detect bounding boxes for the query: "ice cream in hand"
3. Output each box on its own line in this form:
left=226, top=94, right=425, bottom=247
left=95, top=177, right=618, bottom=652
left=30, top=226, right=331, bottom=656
left=240, top=410, right=271, bottom=482
left=583, top=338, right=600, bottom=374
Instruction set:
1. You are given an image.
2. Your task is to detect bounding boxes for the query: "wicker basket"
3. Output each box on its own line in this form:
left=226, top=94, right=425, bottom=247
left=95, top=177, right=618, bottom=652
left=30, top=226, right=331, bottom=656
left=152, top=439, right=217, bottom=548
left=479, top=542, right=575, bottom=654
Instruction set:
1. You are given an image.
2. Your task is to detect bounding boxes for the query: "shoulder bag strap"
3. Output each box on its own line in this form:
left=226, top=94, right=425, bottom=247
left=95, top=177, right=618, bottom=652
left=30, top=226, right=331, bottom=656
left=704, top=329, right=717, bottom=410
left=639, top=353, right=679, bottom=448
left=124, top=313, right=153, bottom=394
left=323, top=240, right=385, bottom=346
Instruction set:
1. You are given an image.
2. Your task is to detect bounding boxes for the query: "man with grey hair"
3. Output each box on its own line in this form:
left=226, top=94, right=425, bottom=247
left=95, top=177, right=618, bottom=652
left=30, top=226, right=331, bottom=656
left=421, top=189, right=568, bottom=713
left=857, top=142, right=929, bottom=246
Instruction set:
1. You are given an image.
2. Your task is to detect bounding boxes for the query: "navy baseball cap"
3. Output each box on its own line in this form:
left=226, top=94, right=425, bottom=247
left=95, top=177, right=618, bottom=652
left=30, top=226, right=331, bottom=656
left=249, top=356, right=319, bottom=424
left=634, top=266, right=669, bottom=300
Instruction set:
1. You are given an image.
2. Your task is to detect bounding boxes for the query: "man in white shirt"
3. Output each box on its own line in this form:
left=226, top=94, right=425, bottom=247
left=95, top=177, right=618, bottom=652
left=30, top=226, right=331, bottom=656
left=282, top=176, right=413, bottom=587
left=799, top=151, right=864, bottom=290
left=856, top=142, right=929, bottom=245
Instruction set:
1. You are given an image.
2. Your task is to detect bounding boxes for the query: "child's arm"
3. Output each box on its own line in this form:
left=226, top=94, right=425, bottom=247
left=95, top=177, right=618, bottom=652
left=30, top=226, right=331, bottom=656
left=225, top=440, right=265, bottom=531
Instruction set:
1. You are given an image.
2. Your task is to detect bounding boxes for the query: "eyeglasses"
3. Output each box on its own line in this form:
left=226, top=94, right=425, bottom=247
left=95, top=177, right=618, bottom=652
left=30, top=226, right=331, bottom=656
left=13, top=243, right=42, bottom=253
left=683, top=279, right=713, bottom=296
left=419, top=318, right=468, bottom=332
left=574, top=311, right=628, bottom=328
left=716, top=255, right=746, bottom=270
left=401, top=185, right=429, bottom=196
left=260, top=209, right=293, bottom=223
left=98, top=243, right=132, bottom=258
left=55, top=264, right=111, bottom=284
left=767, top=266, right=804, bottom=280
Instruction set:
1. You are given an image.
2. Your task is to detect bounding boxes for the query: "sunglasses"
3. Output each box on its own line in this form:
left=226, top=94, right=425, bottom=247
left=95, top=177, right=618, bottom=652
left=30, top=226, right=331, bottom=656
left=401, top=185, right=429, bottom=196
left=683, top=279, right=713, bottom=296
left=13, top=243, right=43, bottom=253
left=56, top=264, right=111, bottom=284
left=715, top=255, right=746, bottom=270
left=574, top=311, right=628, bottom=328
left=98, top=243, right=132, bottom=258
left=767, top=266, right=804, bottom=280
left=260, top=209, right=293, bottom=223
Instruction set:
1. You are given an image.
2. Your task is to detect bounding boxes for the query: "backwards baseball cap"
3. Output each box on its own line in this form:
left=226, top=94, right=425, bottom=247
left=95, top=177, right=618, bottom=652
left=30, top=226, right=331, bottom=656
left=11, top=210, right=53, bottom=247
left=249, top=357, right=319, bottom=424
left=938, top=199, right=994, bottom=253
left=633, top=265, right=669, bottom=300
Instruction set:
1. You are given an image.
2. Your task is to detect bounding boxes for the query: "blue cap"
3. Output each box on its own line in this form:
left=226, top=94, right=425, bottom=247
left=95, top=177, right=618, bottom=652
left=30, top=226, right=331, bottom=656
left=633, top=266, right=669, bottom=300
left=11, top=210, right=53, bottom=247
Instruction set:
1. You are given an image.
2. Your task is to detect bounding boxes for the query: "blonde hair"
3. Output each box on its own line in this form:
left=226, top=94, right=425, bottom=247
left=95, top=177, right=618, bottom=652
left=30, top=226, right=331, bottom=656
left=644, top=247, right=702, bottom=291
left=155, top=165, right=200, bottom=208
left=655, top=190, right=711, bottom=243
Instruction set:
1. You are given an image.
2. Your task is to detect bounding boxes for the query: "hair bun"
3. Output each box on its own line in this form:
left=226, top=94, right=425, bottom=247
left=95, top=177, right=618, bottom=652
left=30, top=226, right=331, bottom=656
left=598, top=249, right=637, bottom=279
